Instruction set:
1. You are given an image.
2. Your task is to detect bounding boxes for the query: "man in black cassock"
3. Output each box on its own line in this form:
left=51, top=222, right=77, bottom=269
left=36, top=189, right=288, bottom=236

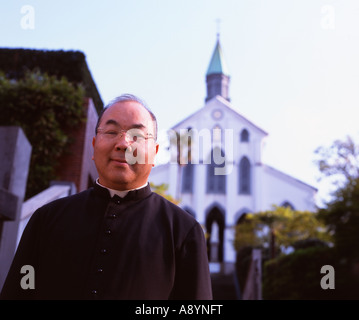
left=0, top=94, right=213, bottom=300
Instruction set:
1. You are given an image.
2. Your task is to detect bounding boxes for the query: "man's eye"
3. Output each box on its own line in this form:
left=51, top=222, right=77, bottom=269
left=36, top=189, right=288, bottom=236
left=129, top=134, right=145, bottom=142
left=105, top=131, right=117, bottom=135
left=128, top=130, right=146, bottom=141
left=134, top=134, right=146, bottom=141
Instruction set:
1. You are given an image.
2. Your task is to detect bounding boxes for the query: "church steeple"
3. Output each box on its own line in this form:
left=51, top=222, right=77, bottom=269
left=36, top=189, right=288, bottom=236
left=205, top=35, right=230, bottom=103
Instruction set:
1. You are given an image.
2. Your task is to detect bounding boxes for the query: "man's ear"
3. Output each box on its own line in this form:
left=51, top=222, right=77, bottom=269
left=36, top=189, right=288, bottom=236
left=152, top=143, right=160, bottom=167
left=92, top=137, right=96, bottom=160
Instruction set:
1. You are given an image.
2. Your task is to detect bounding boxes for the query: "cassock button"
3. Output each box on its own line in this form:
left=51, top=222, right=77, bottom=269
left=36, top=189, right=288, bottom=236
left=112, top=196, right=121, bottom=205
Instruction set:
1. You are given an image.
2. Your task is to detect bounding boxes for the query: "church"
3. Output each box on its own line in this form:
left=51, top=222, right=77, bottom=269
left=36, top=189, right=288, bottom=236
left=148, top=37, right=317, bottom=274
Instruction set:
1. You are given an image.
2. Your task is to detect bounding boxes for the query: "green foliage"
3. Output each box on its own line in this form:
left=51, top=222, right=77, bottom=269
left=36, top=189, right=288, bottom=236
left=318, top=178, right=359, bottom=259
left=0, top=70, right=85, bottom=198
left=0, top=48, right=103, bottom=112
left=314, top=135, right=359, bottom=186
left=234, top=217, right=262, bottom=251
left=263, top=246, right=359, bottom=300
left=149, top=182, right=180, bottom=205
left=260, top=136, right=359, bottom=300
left=234, top=206, right=331, bottom=254
left=234, top=207, right=333, bottom=298
left=315, top=136, right=359, bottom=259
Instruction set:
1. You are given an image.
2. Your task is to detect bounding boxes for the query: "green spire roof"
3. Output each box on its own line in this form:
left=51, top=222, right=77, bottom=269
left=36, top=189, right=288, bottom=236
left=206, top=38, right=230, bottom=76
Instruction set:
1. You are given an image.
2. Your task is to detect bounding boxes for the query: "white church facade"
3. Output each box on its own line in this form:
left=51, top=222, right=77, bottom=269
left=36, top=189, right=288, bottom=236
left=149, top=38, right=317, bottom=273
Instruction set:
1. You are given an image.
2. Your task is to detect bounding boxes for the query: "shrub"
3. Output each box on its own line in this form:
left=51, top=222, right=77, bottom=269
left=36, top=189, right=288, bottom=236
left=0, top=70, right=85, bottom=198
left=263, top=246, right=359, bottom=300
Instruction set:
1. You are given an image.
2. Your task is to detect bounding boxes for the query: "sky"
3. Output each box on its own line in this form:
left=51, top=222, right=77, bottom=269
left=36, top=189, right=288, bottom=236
left=1, top=0, right=359, bottom=207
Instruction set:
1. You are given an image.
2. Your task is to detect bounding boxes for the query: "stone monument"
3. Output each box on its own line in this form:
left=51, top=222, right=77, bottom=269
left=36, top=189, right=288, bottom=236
left=0, top=126, right=32, bottom=291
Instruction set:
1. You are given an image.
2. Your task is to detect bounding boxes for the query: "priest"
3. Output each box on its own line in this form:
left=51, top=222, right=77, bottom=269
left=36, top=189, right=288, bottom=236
left=1, top=94, right=213, bottom=300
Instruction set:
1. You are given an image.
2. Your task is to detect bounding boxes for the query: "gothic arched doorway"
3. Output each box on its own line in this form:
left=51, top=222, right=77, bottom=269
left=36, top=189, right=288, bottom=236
left=205, top=206, right=225, bottom=263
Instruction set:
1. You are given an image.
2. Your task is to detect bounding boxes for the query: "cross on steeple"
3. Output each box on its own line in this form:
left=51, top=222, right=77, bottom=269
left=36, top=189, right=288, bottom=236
left=215, top=18, right=221, bottom=39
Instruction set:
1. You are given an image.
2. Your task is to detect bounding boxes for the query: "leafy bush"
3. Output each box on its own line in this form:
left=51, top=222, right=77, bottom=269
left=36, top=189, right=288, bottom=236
left=0, top=48, right=103, bottom=112
left=0, top=70, right=85, bottom=198
left=263, top=246, right=359, bottom=300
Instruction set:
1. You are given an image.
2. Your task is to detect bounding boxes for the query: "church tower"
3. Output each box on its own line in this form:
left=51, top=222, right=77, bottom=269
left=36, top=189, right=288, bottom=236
left=205, top=36, right=230, bottom=103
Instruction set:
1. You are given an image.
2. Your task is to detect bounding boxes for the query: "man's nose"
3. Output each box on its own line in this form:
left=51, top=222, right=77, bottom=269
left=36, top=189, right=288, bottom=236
left=114, top=132, right=132, bottom=150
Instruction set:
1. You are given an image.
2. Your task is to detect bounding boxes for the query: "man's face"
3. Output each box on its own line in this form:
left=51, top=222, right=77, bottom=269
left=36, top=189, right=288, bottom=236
left=92, top=100, right=159, bottom=190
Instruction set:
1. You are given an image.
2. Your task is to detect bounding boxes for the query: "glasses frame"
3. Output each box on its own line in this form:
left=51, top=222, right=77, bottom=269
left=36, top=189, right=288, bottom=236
left=97, top=127, right=155, bottom=143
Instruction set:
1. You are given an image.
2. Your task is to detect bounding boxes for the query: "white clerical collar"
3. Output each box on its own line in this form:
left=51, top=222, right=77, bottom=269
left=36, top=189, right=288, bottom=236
left=95, top=178, right=148, bottom=198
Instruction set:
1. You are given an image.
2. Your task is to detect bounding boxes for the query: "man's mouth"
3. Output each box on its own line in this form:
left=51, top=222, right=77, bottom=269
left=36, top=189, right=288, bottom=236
left=111, top=158, right=128, bottom=165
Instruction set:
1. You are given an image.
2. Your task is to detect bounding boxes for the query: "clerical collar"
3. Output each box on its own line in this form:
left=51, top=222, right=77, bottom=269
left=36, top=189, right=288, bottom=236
left=95, top=178, right=148, bottom=198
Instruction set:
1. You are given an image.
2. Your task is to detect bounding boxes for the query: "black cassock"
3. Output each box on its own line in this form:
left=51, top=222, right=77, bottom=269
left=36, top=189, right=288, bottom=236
left=1, top=183, right=212, bottom=300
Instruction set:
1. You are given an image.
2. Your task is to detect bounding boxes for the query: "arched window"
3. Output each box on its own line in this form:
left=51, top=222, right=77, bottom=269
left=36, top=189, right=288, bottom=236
left=240, top=129, right=249, bottom=142
left=236, top=213, right=247, bottom=225
left=281, top=201, right=295, bottom=210
left=207, top=148, right=226, bottom=194
left=212, top=124, right=222, bottom=143
left=206, top=206, right=225, bottom=262
left=182, top=163, right=194, bottom=193
left=239, top=156, right=251, bottom=194
left=235, top=208, right=252, bottom=225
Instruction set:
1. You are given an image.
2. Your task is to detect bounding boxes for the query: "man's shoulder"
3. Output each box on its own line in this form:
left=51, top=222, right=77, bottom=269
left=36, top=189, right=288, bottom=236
left=22, top=188, right=95, bottom=230
left=149, top=192, right=196, bottom=223
left=36, top=188, right=93, bottom=213
left=148, top=192, right=205, bottom=245
left=149, top=191, right=184, bottom=212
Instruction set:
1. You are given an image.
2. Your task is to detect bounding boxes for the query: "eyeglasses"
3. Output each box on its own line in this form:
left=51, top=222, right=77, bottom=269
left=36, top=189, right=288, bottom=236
left=97, top=128, right=155, bottom=143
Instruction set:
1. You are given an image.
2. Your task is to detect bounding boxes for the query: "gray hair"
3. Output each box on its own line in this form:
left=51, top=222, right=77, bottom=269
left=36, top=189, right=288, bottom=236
left=95, top=93, right=158, bottom=140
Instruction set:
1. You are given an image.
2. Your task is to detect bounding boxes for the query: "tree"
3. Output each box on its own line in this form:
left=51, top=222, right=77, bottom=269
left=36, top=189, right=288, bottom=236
left=317, top=176, right=359, bottom=258
left=315, top=136, right=359, bottom=258
left=259, top=136, right=359, bottom=300
left=234, top=206, right=331, bottom=259
left=314, top=135, right=359, bottom=190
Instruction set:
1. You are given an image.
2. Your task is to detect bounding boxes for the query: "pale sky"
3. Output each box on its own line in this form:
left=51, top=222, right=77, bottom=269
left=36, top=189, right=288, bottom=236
left=1, top=0, right=359, bottom=206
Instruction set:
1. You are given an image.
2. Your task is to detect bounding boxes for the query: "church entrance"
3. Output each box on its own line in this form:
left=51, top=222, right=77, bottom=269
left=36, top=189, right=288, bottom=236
left=205, top=206, right=225, bottom=266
